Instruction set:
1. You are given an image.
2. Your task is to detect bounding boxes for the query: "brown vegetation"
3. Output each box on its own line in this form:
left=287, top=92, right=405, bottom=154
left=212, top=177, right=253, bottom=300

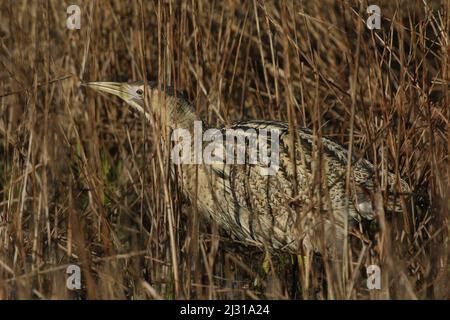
left=0, top=0, right=448, bottom=299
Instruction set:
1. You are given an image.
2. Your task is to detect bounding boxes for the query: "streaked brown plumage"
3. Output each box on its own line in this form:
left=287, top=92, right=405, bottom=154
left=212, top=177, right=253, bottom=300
left=85, top=81, right=411, bottom=258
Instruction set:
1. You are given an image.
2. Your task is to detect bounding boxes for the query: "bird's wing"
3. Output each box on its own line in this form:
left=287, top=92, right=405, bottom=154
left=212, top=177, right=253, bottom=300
left=199, top=120, right=350, bottom=252
left=213, top=120, right=409, bottom=219
left=192, top=120, right=410, bottom=252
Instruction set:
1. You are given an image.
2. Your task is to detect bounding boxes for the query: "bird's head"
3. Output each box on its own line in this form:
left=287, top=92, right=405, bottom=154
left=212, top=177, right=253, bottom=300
left=84, top=81, right=195, bottom=128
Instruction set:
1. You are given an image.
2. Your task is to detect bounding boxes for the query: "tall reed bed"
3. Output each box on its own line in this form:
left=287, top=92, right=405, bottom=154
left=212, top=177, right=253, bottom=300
left=0, top=0, right=448, bottom=299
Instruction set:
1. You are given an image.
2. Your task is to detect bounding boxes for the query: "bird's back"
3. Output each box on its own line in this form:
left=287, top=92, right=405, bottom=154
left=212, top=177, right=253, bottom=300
left=176, top=119, right=410, bottom=255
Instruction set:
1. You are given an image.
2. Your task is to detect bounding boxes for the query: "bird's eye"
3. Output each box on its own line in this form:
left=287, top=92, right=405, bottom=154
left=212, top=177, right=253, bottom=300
left=136, top=89, right=144, bottom=96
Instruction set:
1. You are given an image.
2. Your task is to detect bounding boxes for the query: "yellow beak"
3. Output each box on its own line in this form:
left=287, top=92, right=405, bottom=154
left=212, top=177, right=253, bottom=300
left=83, top=82, right=130, bottom=101
left=83, top=81, right=151, bottom=121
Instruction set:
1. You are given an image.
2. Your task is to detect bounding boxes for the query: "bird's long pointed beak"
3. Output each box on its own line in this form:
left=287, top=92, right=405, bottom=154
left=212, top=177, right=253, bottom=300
left=83, top=81, right=151, bottom=121
left=83, top=81, right=128, bottom=99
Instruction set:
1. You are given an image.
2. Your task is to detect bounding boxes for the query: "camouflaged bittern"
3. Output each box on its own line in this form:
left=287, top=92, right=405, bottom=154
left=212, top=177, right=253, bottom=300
left=85, top=81, right=411, bottom=259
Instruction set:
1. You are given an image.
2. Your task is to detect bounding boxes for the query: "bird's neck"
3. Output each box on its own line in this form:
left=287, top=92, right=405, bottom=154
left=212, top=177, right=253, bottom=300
left=171, top=98, right=199, bottom=131
left=152, top=94, right=201, bottom=133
